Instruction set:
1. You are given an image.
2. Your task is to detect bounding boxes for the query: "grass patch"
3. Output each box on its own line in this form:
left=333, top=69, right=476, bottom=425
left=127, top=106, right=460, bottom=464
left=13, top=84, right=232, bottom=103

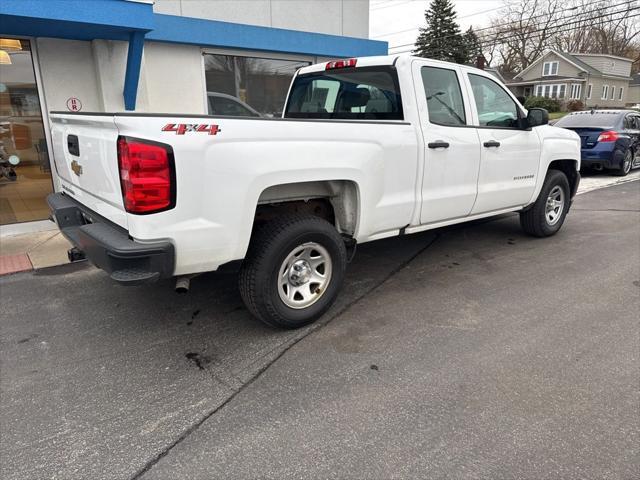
left=549, top=112, right=568, bottom=120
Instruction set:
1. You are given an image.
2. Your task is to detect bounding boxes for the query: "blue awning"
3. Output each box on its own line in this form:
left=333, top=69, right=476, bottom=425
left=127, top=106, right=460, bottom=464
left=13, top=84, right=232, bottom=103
left=0, top=0, right=154, bottom=40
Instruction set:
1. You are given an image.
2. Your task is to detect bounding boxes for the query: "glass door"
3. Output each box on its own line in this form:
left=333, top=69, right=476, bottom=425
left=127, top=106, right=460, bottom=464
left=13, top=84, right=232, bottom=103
left=0, top=38, right=53, bottom=225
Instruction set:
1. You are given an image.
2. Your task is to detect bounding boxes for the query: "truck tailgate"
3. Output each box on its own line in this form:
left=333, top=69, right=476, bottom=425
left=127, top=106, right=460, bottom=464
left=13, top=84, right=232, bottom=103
left=50, top=113, right=127, bottom=228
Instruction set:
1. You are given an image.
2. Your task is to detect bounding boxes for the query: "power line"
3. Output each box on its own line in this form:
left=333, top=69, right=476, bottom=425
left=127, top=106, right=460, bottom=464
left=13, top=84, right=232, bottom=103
left=373, top=4, right=509, bottom=38
left=387, top=0, right=636, bottom=50
left=371, top=0, right=414, bottom=10
left=387, top=0, right=635, bottom=49
left=390, top=10, right=640, bottom=55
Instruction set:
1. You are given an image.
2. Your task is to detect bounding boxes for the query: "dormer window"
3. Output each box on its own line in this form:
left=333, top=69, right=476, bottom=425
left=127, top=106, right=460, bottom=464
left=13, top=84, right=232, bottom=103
left=543, top=61, right=559, bottom=76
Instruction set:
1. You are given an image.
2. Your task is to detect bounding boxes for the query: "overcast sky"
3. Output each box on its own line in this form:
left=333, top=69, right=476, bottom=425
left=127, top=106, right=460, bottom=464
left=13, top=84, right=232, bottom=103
left=369, top=0, right=505, bottom=54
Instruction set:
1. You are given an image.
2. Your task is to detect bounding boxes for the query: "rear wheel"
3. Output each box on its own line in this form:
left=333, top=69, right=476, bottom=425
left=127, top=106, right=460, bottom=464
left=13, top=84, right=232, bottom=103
left=239, top=214, right=347, bottom=329
left=520, top=169, right=570, bottom=237
left=614, top=149, right=633, bottom=176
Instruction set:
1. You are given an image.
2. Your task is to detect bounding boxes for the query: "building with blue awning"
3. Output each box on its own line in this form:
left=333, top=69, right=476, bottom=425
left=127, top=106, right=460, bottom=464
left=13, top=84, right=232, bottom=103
left=0, top=0, right=386, bottom=228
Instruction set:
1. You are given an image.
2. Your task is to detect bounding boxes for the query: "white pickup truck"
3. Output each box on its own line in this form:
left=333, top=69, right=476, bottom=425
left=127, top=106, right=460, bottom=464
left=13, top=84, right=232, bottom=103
left=48, top=55, right=581, bottom=328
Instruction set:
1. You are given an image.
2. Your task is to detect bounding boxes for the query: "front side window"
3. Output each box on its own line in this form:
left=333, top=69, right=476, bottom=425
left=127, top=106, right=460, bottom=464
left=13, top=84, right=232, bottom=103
left=469, top=73, right=520, bottom=128
left=285, top=66, right=403, bottom=120
left=204, top=54, right=310, bottom=117
left=623, top=115, right=635, bottom=129
left=421, top=66, right=466, bottom=126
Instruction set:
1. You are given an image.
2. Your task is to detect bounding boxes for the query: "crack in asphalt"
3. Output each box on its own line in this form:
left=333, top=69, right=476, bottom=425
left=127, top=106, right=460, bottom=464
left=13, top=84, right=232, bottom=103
left=129, top=233, right=441, bottom=480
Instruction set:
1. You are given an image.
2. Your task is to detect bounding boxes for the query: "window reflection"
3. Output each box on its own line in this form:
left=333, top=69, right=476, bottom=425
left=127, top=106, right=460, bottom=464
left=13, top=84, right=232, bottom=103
left=0, top=39, right=53, bottom=225
left=203, top=54, right=310, bottom=117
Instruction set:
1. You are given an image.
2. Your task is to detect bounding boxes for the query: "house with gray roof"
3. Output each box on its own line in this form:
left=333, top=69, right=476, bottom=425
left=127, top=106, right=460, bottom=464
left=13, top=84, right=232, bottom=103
left=505, top=50, right=633, bottom=108
left=628, top=73, right=640, bottom=107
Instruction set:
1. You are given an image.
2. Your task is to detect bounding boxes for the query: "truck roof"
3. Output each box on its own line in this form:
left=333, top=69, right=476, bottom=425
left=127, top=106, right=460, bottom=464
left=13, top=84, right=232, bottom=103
left=297, top=54, right=493, bottom=77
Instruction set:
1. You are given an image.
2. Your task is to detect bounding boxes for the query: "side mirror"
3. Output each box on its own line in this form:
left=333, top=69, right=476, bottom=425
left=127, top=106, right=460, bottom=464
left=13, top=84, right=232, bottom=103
left=526, top=108, right=549, bottom=128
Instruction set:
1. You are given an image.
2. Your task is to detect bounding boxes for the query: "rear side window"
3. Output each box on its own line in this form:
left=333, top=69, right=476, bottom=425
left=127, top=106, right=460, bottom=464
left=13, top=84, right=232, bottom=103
left=623, top=115, right=640, bottom=130
left=468, top=73, right=520, bottom=128
left=285, top=66, right=403, bottom=120
left=421, top=66, right=466, bottom=126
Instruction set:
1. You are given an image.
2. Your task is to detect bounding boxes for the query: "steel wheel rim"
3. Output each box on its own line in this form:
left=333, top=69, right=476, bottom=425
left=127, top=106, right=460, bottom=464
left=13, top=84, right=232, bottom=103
left=545, top=185, right=565, bottom=226
left=277, top=242, right=332, bottom=309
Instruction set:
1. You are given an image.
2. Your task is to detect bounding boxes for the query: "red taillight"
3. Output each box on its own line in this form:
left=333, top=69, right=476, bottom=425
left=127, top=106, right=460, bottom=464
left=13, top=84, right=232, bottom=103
left=117, top=137, right=174, bottom=214
left=325, top=58, right=357, bottom=70
left=597, top=130, right=619, bottom=142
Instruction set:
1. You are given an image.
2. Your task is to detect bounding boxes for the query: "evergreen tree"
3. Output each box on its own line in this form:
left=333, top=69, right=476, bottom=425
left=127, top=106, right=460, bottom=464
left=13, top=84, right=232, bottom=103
left=462, top=27, right=482, bottom=65
left=414, top=0, right=466, bottom=64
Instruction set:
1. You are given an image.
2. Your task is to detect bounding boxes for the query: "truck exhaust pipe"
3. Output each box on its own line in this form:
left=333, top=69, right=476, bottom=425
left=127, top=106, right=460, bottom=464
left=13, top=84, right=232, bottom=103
left=175, top=276, right=191, bottom=293
left=175, top=274, right=199, bottom=293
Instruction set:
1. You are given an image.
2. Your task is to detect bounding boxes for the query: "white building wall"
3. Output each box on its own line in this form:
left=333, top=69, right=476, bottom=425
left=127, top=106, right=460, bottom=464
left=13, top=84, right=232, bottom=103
left=141, top=42, right=206, bottom=114
left=35, top=39, right=206, bottom=114
left=153, top=0, right=369, bottom=38
left=35, top=38, right=103, bottom=112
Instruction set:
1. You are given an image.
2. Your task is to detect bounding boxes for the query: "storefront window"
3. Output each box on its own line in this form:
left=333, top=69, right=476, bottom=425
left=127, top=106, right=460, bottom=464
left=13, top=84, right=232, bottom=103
left=0, top=39, right=53, bottom=225
left=203, top=54, right=310, bottom=117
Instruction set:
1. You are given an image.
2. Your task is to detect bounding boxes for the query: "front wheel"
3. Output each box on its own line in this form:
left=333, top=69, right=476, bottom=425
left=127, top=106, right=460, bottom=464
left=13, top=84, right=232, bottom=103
left=239, top=214, right=347, bottom=329
left=520, top=169, right=570, bottom=237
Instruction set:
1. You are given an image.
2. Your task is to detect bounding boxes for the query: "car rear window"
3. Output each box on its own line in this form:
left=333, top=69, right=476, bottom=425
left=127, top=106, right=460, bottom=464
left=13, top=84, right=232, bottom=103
left=284, top=66, right=403, bottom=120
left=554, top=112, right=621, bottom=128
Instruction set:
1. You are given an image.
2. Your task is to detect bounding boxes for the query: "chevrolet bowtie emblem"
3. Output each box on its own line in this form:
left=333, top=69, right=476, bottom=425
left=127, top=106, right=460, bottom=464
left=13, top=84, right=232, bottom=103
left=71, top=160, right=83, bottom=176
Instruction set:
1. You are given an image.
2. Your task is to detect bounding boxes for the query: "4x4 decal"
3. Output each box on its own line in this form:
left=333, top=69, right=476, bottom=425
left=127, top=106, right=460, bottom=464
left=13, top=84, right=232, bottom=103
left=162, top=124, right=221, bottom=135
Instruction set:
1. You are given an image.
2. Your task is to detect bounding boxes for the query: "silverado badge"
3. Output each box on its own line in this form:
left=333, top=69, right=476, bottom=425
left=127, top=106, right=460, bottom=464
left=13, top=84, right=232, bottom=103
left=70, top=160, right=83, bottom=176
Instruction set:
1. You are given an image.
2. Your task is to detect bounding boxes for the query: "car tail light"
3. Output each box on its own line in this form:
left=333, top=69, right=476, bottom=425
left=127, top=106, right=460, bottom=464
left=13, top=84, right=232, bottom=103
left=597, top=130, right=619, bottom=142
left=117, top=136, right=175, bottom=214
left=325, top=58, right=357, bottom=70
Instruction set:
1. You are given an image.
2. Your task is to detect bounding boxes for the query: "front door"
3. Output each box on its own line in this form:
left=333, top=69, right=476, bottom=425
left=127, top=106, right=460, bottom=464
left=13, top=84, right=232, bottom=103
left=413, top=60, right=481, bottom=224
left=0, top=38, right=53, bottom=225
left=464, top=72, right=541, bottom=215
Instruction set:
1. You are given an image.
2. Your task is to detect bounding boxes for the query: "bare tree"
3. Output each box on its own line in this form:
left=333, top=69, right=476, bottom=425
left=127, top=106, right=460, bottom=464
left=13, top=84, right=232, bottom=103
left=482, top=0, right=640, bottom=73
left=553, top=0, right=640, bottom=57
left=485, top=0, right=561, bottom=73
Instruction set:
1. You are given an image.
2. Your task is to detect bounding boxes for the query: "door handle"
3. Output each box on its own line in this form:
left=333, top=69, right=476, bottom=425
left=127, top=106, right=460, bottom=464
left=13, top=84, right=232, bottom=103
left=428, top=141, right=450, bottom=149
left=483, top=140, right=501, bottom=148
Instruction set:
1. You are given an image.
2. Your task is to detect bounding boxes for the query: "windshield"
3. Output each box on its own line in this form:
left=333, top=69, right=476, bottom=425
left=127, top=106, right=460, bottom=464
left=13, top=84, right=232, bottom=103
left=555, top=112, right=621, bottom=128
left=285, top=66, right=403, bottom=120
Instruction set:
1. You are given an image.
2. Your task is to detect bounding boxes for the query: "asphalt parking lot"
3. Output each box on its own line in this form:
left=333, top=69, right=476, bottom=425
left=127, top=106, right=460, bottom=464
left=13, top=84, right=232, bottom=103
left=1, top=180, right=639, bottom=479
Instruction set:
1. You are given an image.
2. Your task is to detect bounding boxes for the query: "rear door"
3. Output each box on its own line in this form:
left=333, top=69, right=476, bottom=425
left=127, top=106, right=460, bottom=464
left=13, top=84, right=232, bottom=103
left=412, top=60, right=481, bottom=224
left=50, top=113, right=127, bottom=227
left=464, top=72, right=541, bottom=214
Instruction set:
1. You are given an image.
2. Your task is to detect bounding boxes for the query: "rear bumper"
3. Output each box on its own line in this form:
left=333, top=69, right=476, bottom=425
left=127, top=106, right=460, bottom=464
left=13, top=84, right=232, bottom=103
left=580, top=144, right=619, bottom=169
left=47, top=193, right=175, bottom=285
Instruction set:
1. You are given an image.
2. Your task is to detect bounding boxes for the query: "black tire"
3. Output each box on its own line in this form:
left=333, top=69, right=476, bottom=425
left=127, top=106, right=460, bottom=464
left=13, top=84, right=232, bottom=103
left=520, top=169, right=570, bottom=237
left=239, top=214, right=347, bottom=329
left=613, top=149, right=633, bottom=177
